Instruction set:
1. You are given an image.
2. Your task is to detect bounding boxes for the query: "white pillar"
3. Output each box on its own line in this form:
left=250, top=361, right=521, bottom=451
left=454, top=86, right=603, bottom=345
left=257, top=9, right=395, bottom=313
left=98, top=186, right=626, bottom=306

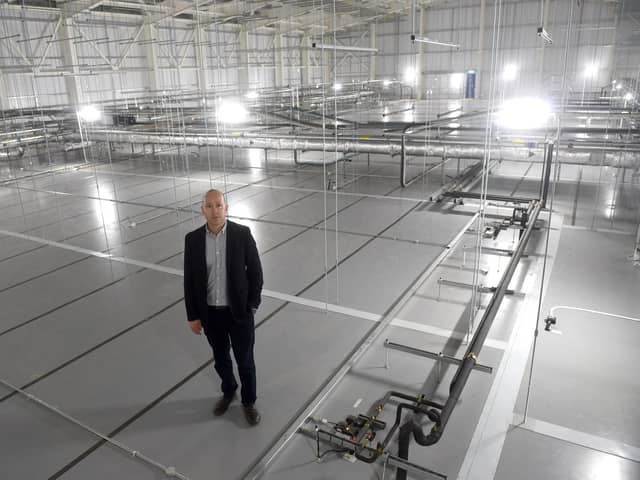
left=143, top=23, right=160, bottom=92
left=476, top=0, right=487, bottom=96
left=322, top=50, right=331, bottom=86
left=274, top=29, right=284, bottom=87
left=416, top=8, right=424, bottom=100
left=301, top=35, right=312, bottom=86
left=238, top=27, right=249, bottom=92
left=194, top=25, right=209, bottom=94
left=369, top=23, right=376, bottom=82
left=60, top=17, right=83, bottom=106
left=0, top=71, right=8, bottom=110
left=634, top=222, right=640, bottom=263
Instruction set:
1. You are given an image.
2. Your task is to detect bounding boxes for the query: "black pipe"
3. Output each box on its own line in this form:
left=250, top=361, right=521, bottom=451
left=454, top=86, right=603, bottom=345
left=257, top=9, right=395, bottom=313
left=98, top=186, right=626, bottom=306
left=413, top=201, right=543, bottom=446
left=442, top=191, right=534, bottom=204
left=540, top=142, right=554, bottom=208
left=396, top=422, right=412, bottom=480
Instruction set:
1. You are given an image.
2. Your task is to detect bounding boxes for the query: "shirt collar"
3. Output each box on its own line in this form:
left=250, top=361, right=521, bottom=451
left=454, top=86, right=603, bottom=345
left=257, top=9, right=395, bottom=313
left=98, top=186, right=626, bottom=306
left=206, top=221, right=227, bottom=236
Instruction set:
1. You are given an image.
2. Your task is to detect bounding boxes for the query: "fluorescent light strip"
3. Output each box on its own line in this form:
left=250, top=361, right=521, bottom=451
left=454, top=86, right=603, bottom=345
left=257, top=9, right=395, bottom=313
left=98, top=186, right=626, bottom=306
left=311, top=42, right=378, bottom=53
left=412, top=35, right=460, bottom=49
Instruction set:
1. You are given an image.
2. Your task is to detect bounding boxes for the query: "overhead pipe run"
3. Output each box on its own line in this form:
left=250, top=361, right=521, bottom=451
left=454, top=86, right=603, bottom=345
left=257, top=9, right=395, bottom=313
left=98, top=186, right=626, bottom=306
left=0, top=147, right=25, bottom=159
left=299, top=203, right=545, bottom=480
left=409, top=201, right=543, bottom=445
left=393, top=200, right=543, bottom=480
left=78, top=130, right=640, bottom=168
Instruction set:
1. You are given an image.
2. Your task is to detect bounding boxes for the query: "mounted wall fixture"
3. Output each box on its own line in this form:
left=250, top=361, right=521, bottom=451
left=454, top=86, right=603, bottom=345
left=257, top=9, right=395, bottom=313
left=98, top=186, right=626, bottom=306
left=410, top=34, right=460, bottom=50
left=311, top=43, right=378, bottom=53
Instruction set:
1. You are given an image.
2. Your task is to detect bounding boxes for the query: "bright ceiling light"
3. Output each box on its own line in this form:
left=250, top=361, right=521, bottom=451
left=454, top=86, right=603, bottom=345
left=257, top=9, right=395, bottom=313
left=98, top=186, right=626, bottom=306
left=624, top=92, right=634, bottom=101
left=404, top=67, right=417, bottom=85
left=77, top=105, right=101, bottom=122
left=615, top=83, right=623, bottom=90
left=333, top=83, right=342, bottom=91
left=496, top=98, right=552, bottom=130
left=450, top=73, right=464, bottom=89
left=245, top=91, right=259, bottom=99
left=584, top=63, right=598, bottom=77
left=383, top=79, right=392, bottom=87
left=502, top=63, right=518, bottom=81
left=217, top=100, right=248, bottom=124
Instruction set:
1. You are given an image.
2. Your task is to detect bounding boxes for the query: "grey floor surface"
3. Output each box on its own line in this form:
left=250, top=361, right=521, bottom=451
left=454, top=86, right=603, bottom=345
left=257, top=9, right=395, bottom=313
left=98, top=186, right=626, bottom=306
left=1, top=148, right=638, bottom=480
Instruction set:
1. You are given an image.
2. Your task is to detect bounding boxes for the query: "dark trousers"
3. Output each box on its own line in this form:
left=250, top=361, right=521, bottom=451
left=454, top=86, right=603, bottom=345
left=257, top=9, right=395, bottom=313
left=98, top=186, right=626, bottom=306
left=203, top=306, right=256, bottom=405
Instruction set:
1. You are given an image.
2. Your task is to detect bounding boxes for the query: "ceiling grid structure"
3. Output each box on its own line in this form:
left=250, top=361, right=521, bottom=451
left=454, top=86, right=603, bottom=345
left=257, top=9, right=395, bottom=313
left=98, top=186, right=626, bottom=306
left=0, top=1, right=638, bottom=480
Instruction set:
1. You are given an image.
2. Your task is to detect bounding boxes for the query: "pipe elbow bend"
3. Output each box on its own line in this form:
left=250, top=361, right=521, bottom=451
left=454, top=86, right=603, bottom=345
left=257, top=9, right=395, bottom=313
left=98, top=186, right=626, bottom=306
left=413, top=424, right=441, bottom=446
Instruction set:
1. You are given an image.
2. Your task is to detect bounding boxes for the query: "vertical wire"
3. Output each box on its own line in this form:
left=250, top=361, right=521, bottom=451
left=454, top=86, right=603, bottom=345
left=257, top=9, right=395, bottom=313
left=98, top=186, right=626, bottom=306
left=185, top=0, right=203, bottom=227
left=468, top=0, right=503, bottom=342
left=522, top=0, right=576, bottom=423
left=319, top=0, right=329, bottom=312
left=417, top=5, right=433, bottom=193
left=79, top=9, right=116, bottom=277
left=212, top=0, right=229, bottom=198
left=332, top=0, right=339, bottom=305
left=103, top=16, right=125, bottom=232
left=18, top=5, right=64, bottom=242
left=167, top=14, right=182, bottom=227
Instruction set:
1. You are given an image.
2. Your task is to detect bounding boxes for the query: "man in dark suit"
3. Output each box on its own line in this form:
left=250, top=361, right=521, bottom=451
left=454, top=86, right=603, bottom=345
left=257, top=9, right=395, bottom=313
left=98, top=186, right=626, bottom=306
left=184, top=189, right=264, bottom=426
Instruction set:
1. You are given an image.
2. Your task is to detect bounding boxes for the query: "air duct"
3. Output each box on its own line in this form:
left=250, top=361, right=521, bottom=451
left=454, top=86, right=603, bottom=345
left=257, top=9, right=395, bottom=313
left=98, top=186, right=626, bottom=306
left=80, top=129, right=639, bottom=168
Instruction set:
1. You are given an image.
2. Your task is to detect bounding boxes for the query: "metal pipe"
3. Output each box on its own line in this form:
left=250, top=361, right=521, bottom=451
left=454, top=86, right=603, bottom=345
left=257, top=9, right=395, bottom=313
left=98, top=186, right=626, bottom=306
left=540, top=142, right=554, bottom=208
left=0, top=377, right=189, bottom=479
left=413, top=200, right=543, bottom=446
left=242, top=213, right=479, bottom=480
left=300, top=427, right=446, bottom=479
left=384, top=340, right=493, bottom=374
left=79, top=129, right=640, bottom=167
left=0, top=147, right=25, bottom=159
left=441, top=191, right=533, bottom=204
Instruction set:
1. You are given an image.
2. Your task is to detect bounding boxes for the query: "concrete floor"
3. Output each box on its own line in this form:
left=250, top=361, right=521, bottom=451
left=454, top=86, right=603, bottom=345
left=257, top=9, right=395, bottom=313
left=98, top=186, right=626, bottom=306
left=0, top=146, right=638, bottom=479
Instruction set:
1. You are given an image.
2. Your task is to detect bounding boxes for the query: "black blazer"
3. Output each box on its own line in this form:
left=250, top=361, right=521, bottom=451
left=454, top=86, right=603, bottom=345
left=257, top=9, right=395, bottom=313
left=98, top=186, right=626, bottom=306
left=184, top=221, right=263, bottom=324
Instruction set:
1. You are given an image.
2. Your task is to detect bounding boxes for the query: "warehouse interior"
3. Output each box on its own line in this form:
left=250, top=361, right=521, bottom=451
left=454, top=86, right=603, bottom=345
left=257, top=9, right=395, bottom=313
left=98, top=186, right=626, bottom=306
left=1, top=0, right=639, bottom=479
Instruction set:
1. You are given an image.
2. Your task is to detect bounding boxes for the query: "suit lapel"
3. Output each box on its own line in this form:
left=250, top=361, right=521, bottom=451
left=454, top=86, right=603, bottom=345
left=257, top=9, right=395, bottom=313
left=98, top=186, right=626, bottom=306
left=225, top=221, right=234, bottom=273
left=197, top=225, right=207, bottom=286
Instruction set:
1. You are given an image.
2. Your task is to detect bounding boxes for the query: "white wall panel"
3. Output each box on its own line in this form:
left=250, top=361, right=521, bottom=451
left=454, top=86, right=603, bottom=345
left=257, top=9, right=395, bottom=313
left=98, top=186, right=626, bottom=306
left=372, top=0, right=636, bottom=99
left=0, top=0, right=637, bottom=108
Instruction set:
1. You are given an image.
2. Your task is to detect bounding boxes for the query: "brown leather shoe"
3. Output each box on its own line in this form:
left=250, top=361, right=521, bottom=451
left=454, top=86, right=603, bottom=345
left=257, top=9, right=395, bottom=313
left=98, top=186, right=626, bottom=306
left=243, top=404, right=261, bottom=426
left=213, top=395, right=234, bottom=416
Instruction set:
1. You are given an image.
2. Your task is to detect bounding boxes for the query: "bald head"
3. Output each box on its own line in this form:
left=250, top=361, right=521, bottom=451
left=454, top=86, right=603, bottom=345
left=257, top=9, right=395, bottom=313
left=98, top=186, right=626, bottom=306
left=201, top=189, right=228, bottom=234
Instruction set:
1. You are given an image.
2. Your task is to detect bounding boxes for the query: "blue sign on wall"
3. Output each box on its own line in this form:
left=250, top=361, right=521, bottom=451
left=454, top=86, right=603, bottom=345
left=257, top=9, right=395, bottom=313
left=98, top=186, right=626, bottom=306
left=465, top=70, right=476, bottom=98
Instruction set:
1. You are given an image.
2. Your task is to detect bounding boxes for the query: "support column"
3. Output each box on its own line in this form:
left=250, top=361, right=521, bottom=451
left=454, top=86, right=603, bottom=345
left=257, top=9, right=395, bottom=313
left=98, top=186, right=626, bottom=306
left=60, top=17, right=83, bottom=106
left=537, top=0, right=551, bottom=88
left=476, top=0, right=487, bottom=97
left=274, top=29, right=284, bottom=87
left=143, top=23, right=160, bottom=93
left=634, top=222, right=640, bottom=264
left=0, top=71, right=8, bottom=110
left=238, top=27, right=249, bottom=92
left=369, top=23, right=376, bottom=82
left=301, top=35, right=312, bottom=86
left=416, top=8, right=424, bottom=100
left=322, top=50, right=331, bottom=86
left=194, top=24, right=209, bottom=94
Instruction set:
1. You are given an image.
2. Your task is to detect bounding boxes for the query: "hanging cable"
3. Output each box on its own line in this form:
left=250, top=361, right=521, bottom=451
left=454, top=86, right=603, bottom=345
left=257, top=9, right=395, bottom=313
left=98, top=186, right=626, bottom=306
left=332, top=0, right=340, bottom=306
left=468, top=0, right=504, bottom=343
left=522, top=0, right=576, bottom=424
